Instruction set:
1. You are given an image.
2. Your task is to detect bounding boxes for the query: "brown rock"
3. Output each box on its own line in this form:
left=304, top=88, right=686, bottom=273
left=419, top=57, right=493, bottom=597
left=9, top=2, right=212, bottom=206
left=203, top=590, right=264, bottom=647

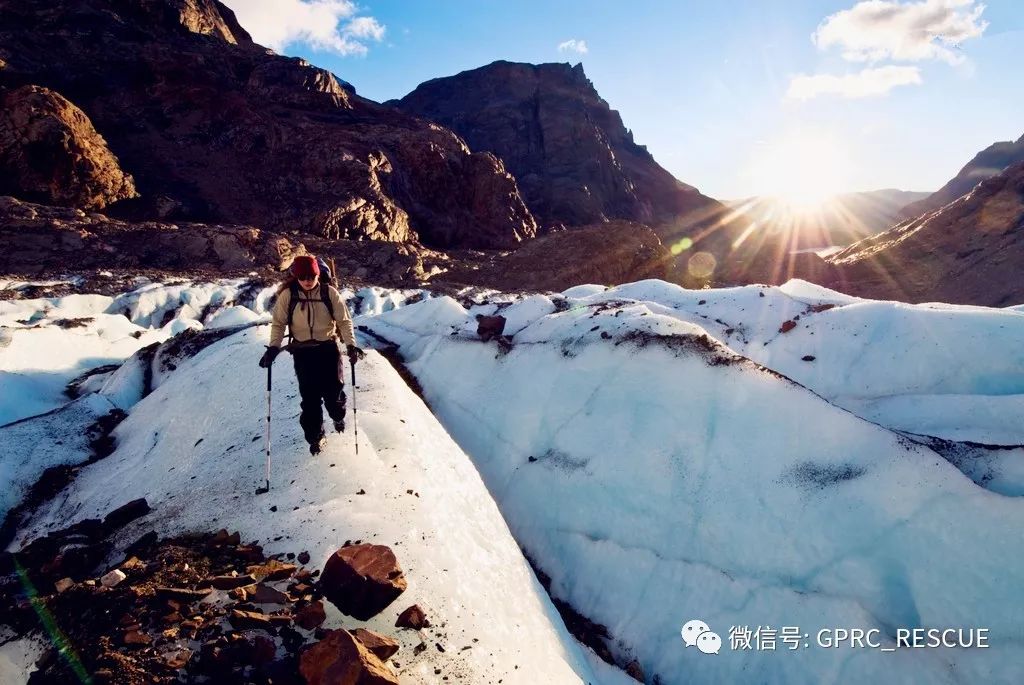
left=0, top=85, right=137, bottom=211
left=249, top=583, right=289, bottom=605
left=229, top=585, right=254, bottom=601
left=229, top=609, right=272, bottom=631
left=298, top=551, right=311, bottom=565
left=205, top=574, right=257, bottom=590
left=294, top=600, right=327, bottom=631
left=164, top=648, right=192, bottom=669
left=320, top=544, right=407, bottom=621
left=156, top=586, right=213, bottom=602
left=475, top=315, right=506, bottom=342
left=123, top=630, right=151, bottom=646
left=395, top=604, right=429, bottom=630
left=248, top=559, right=295, bottom=582
left=626, top=659, right=645, bottom=682
left=251, top=635, right=277, bottom=664
left=102, top=498, right=150, bottom=530
left=779, top=320, right=797, bottom=334
left=54, top=577, right=74, bottom=594
left=352, top=629, right=399, bottom=662
left=300, top=629, right=398, bottom=685
left=119, top=557, right=145, bottom=574
left=235, top=544, right=265, bottom=562
left=209, top=529, right=241, bottom=547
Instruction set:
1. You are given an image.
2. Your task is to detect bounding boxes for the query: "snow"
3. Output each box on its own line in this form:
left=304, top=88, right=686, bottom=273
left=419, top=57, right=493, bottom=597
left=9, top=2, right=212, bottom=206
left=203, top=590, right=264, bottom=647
left=0, top=393, right=117, bottom=520
left=0, top=306, right=165, bottom=425
left=6, top=276, right=1024, bottom=684
left=362, top=279, right=1024, bottom=685
left=561, top=284, right=608, bottom=299
left=498, top=294, right=556, bottom=336
left=0, top=279, right=279, bottom=426
left=560, top=279, right=1024, bottom=444
left=348, top=286, right=429, bottom=316
left=359, top=295, right=469, bottom=347
left=13, top=325, right=605, bottom=684
left=204, top=305, right=263, bottom=329
left=0, top=633, right=43, bottom=685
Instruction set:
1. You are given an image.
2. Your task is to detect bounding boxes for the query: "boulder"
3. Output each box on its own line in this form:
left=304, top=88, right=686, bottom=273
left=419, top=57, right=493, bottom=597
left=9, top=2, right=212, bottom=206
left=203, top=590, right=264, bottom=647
left=299, top=629, right=398, bottom=685
left=475, top=315, right=506, bottom=342
left=249, top=583, right=289, bottom=604
left=352, top=629, right=399, bottom=662
left=0, top=85, right=137, bottom=211
left=294, top=600, right=327, bottom=630
left=395, top=604, right=429, bottom=630
left=102, top=498, right=150, bottom=530
left=319, top=544, right=406, bottom=621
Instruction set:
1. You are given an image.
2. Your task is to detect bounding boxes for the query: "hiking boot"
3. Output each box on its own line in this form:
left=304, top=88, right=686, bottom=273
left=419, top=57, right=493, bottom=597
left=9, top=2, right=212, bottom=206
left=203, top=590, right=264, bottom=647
left=309, top=433, right=327, bottom=455
left=333, top=418, right=345, bottom=433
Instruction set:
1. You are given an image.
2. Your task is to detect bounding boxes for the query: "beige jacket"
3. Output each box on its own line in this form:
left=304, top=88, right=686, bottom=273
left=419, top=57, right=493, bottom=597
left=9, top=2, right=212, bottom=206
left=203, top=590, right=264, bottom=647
left=269, top=283, right=356, bottom=348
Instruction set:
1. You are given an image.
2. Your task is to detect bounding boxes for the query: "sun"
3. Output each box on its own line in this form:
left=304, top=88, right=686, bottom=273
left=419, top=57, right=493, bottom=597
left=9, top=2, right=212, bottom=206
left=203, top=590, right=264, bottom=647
left=743, top=130, right=850, bottom=212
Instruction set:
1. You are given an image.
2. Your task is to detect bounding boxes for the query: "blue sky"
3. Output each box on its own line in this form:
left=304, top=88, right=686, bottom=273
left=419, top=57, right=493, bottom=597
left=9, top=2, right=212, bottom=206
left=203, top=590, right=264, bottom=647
left=225, top=1, right=1024, bottom=200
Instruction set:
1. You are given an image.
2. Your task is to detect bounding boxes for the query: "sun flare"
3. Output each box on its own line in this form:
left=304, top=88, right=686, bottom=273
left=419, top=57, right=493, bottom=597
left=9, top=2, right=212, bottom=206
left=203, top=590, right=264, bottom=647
left=744, top=131, right=851, bottom=213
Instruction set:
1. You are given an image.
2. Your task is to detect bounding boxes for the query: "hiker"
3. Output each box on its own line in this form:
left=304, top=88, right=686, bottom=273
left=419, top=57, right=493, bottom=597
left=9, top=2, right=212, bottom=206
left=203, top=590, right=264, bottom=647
left=258, top=255, right=365, bottom=455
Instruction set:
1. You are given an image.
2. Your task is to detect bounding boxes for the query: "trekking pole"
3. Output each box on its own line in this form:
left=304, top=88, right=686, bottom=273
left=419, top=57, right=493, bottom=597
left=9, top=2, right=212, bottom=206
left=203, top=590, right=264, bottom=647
left=255, top=364, right=272, bottom=494
left=350, top=356, right=359, bottom=456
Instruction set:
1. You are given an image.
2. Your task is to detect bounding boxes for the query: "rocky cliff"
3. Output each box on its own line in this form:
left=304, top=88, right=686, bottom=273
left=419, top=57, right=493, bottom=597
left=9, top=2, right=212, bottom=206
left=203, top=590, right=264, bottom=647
left=0, top=0, right=536, bottom=249
left=900, top=133, right=1024, bottom=219
left=392, top=60, right=724, bottom=230
left=829, top=160, right=1024, bottom=306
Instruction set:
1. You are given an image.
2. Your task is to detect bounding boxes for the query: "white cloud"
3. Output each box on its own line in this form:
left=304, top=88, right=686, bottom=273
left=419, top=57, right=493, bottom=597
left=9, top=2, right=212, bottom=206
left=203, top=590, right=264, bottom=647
left=813, top=0, right=988, bottom=65
left=786, top=65, right=923, bottom=100
left=557, top=39, right=589, bottom=54
left=223, top=0, right=386, bottom=56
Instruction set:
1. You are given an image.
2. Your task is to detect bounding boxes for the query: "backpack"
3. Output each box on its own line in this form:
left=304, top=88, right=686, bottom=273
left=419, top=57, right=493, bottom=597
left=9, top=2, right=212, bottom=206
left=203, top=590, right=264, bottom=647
left=316, top=256, right=333, bottom=283
left=286, top=280, right=334, bottom=343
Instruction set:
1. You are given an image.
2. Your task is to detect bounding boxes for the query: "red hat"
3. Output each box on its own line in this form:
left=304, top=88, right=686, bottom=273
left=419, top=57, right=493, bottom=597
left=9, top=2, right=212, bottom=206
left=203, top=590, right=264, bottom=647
left=290, top=255, right=319, bottom=279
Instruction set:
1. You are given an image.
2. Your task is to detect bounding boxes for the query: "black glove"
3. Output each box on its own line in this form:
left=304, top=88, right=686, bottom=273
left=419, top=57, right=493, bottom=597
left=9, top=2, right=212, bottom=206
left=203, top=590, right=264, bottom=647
left=258, top=346, right=281, bottom=368
left=347, top=345, right=365, bottom=364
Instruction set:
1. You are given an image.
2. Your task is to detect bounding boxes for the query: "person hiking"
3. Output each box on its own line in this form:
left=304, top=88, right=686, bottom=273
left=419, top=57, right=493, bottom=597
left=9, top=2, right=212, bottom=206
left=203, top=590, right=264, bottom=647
left=258, top=255, right=365, bottom=455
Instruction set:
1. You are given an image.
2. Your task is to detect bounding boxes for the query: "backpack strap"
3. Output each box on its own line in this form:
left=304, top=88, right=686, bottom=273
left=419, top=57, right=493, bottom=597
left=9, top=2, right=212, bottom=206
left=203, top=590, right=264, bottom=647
left=320, top=281, right=335, bottom=319
left=286, top=281, right=300, bottom=344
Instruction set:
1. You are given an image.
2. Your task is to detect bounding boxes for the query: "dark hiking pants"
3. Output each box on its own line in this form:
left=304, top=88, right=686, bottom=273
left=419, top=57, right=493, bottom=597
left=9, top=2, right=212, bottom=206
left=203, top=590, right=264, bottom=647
left=291, top=341, right=346, bottom=444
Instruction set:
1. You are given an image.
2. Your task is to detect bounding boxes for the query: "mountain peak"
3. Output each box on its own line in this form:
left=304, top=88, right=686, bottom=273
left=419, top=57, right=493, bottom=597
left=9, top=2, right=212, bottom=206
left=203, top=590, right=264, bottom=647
left=393, top=59, right=715, bottom=229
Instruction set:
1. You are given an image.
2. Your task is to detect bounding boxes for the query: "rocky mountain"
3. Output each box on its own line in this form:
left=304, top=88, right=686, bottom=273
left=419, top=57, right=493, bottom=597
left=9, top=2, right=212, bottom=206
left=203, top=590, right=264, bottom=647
left=727, top=188, right=930, bottom=251
left=0, top=85, right=138, bottom=211
left=389, top=60, right=827, bottom=289
left=441, top=221, right=673, bottom=292
left=900, top=133, right=1024, bottom=219
left=0, top=0, right=536, bottom=249
left=392, top=60, right=726, bottom=231
left=0, top=195, right=447, bottom=287
left=827, top=160, right=1024, bottom=306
